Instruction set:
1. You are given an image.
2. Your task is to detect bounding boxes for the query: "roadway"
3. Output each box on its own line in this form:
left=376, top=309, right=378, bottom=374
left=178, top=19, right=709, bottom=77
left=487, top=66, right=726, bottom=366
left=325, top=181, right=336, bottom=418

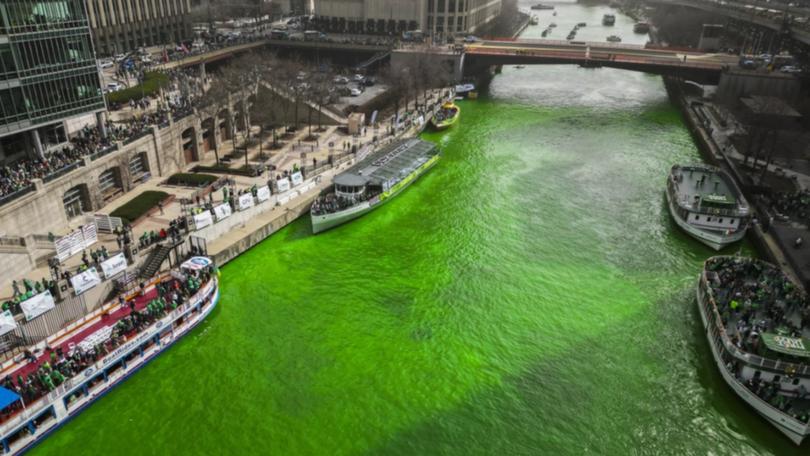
left=465, top=40, right=738, bottom=81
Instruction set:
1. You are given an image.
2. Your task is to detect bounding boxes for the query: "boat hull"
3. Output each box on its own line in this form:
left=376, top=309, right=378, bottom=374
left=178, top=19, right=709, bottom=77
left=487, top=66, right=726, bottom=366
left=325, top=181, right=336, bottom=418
left=696, top=282, right=809, bottom=445
left=665, top=190, right=746, bottom=250
left=431, top=112, right=459, bottom=131
left=311, top=155, right=439, bottom=234
left=5, top=280, right=220, bottom=455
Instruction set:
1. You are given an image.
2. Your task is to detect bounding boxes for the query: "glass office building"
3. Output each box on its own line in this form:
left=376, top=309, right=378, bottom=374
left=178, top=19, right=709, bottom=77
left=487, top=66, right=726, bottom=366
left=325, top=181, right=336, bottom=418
left=0, top=0, right=105, bottom=157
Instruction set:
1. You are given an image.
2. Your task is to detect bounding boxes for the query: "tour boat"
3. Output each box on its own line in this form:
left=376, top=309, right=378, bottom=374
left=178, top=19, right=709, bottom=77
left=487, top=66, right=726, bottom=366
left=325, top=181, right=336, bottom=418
left=430, top=102, right=460, bottom=131
left=666, top=164, right=750, bottom=250
left=698, top=256, right=810, bottom=444
left=311, top=139, right=440, bottom=234
left=603, top=14, right=616, bottom=26
left=454, top=83, right=476, bottom=96
left=0, top=257, right=220, bottom=454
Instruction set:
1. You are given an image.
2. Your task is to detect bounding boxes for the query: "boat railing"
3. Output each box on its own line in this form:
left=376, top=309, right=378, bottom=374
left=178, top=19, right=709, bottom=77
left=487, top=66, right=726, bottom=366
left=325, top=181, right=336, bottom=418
left=706, top=319, right=810, bottom=431
left=0, top=277, right=217, bottom=435
left=699, top=273, right=810, bottom=378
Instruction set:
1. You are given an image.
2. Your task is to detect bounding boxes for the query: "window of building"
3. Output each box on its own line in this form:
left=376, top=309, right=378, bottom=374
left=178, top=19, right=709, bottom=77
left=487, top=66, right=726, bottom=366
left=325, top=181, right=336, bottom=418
left=99, top=167, right=122, bottom=199
left=129, top=152, right=149, bottom=182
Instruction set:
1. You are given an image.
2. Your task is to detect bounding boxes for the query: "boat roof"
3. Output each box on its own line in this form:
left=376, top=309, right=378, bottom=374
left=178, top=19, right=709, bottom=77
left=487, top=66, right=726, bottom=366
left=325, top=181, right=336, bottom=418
left=334, top=139, right=437, bottom=187
left=671, top=164, right=745, bottom=209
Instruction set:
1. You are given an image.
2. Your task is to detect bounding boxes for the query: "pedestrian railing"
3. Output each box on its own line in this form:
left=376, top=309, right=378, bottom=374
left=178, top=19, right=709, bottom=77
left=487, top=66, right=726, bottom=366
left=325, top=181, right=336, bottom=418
left=89, top=143, right=119, bottom=161
left=42, top=161, right=82, bottom=183
left=0, top=185, right=35, bottom=208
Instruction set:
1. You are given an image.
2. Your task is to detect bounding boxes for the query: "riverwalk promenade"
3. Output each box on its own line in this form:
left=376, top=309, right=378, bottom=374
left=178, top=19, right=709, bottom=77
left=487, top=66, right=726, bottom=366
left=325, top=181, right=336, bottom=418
left=0, top=90, right=448, bottom=304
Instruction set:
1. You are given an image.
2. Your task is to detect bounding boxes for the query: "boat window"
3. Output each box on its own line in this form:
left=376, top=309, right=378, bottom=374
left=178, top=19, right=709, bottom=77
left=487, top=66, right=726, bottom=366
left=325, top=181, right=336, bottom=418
left=707, top=217, right=712, bottom=222
left=754, top=370, right=761, bottom=379
left=695, top=215, right=700, bottom=221
left=719, top=218, right=723, bottom=223
left=774, top=375, right=781, bottom=383
left=793, top=378, right=800, bottom=385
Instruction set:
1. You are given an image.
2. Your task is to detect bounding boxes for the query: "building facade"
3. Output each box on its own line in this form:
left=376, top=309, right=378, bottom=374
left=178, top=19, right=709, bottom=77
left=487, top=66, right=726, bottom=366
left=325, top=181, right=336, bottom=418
left=313, top=0, right=501, bottom=36
left=0, top=0, right=106, bottom=160
left=85, top=0, right=192, bottom=56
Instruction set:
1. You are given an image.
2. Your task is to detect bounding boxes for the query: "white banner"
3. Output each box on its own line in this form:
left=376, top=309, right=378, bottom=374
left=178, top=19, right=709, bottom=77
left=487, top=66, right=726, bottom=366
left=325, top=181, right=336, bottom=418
left=276, top=178, right=290, bottom=193
left=0, top=310, right=16, bottom=336
left=256, top=186, right=271, bottom=203
left=214, top=203, right=232, bottom=221
left=55, top=235, right=75, bottom=262
left=68, top=230, right=84, bottom=257
left=238, top=193, right=255, bottom=211
left=71, top=268, right=102, bottom=296
left=291, top=172, right=303, bottom=186
left=20, top=290, right=56, bottom=321
left=82, top=223, right=98, bottom=248
left=100, top=252, right=127, bottom=279
left=193, top=211, right=213, bottom=230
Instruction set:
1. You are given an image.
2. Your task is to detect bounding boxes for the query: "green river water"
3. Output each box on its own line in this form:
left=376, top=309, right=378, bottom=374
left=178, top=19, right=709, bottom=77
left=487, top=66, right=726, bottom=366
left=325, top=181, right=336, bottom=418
left=33, top=2, right=808, bottom=455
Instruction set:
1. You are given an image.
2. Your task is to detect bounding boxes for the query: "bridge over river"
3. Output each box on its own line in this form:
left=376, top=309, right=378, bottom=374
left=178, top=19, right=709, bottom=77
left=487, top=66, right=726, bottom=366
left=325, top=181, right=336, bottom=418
left=463, top=39, right=740, bottom=84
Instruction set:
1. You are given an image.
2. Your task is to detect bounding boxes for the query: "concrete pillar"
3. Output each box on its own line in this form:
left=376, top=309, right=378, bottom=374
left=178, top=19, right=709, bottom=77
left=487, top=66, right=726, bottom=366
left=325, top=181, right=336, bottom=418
left=31, top=129, right=44, bottom=159
left=200, top=62, right=206, bottom=81
left=97, top=111, right=108, bottom=138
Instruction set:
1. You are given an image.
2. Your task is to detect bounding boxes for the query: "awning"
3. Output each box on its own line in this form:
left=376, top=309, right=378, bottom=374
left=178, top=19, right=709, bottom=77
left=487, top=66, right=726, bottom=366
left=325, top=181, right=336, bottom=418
left=0, top=386, right=21, bottom=410
left=761, top=333, right=810, bottom=358
left=181, top=256, right=212, bottom=272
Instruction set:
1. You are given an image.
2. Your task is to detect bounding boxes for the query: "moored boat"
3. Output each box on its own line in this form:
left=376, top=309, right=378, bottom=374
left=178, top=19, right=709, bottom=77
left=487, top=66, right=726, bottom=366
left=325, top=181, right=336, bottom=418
left=0, top=257, right=220, bottom=454
left=698, top=256, right=810, bottom=444
left=310, top=139, right=440, bottom=234
left=666, top=164, right=750, bottom=250
left=430, top=102, right=460, bottom=131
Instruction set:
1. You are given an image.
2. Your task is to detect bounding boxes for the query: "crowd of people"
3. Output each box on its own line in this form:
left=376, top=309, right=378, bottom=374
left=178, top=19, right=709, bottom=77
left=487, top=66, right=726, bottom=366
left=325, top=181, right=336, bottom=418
left=708, top=256, right=809, bottom=346
left=2, top=278, right=58, bottom=316
left=770, top=189, right=810, bottom=224
left=0, top=267, right=213, bottom=420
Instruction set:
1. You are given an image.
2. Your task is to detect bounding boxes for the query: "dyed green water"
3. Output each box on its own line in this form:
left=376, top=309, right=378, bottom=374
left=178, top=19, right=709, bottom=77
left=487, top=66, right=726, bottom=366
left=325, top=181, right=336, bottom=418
left=32, top=3, right=807, bottom=456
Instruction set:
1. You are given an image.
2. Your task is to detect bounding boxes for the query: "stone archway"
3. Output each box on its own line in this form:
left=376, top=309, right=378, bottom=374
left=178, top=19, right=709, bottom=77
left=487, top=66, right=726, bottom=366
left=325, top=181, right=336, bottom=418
left=63, top=184, right=91, bottom=220
left=181, top=126, right=199, bottom=164
left=201, top=117, right=216, bottom=152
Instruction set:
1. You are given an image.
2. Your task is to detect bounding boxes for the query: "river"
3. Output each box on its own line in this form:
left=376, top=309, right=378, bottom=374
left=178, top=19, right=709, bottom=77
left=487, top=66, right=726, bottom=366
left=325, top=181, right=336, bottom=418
left=33, top=2, right=805, bottom=455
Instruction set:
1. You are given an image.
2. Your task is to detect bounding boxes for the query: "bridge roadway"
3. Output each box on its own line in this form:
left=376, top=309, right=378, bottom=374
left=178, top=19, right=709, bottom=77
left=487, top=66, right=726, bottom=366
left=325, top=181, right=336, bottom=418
left=646, top=0, right=810, bottom=46
left=464, top=39, right=738, bottom=84
left=157, top=39, right=389, bottom=71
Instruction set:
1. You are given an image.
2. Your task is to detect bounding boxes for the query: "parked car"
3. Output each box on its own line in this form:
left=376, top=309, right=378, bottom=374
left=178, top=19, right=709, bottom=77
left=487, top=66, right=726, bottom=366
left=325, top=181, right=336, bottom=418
left=349, top=87, right=362, bottom=97
left=113, top=53, right=127, bottom=62
left=780, top=65, right=803, bottom=74
left=363, top=77, right=376, bottom=87
left=98, top=59, right=114, bottom=69
left=333, top=75, right=349, bottom=84
left=105, top=82, right=124, bottom=93
left=464, top=35, right=479, bottom=43
left=352, top=74, right=365, bottom=82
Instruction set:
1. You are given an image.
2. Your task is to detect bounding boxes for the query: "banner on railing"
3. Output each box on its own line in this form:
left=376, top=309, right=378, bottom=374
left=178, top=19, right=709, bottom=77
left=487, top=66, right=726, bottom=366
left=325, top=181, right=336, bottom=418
left=0, top=310, right=16, bottom=336
left=291, top=172, right=303, bottom=187
left=82, top=223, right=98, bottom=248
left=276, top=178, right=290, bottom=193
left=100, top=252, right=128, bottom=279
left=71, top=267, right=101, bottom=296
left=55, top=223, right=99, bottom=262
left=214, top=203, right=232, bottom=221
left=193, top=211, right=213, bottom=230
left=20, top=290, right=56, bottom=321
left=238, top=193, right=254, bottom=211
left=256, top=185, right=271, bottom=203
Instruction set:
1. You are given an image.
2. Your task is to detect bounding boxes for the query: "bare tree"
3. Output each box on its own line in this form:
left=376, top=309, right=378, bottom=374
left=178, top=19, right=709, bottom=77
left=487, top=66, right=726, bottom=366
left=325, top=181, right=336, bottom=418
left=192, top=81, right=231, bottom=165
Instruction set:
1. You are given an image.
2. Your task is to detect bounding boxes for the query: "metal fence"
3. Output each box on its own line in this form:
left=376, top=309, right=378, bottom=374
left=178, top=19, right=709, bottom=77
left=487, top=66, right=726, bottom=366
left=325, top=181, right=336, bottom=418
left=0, top=184, right=35, bottom=208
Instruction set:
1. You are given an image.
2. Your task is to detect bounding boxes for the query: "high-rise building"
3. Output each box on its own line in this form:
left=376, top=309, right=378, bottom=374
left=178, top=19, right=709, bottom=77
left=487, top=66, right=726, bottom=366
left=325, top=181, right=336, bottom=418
left=0, top=0, right=106, bottom=160
left=313, top=0, right=501, bottom=36
left=85, top=0, right=192, bottom=56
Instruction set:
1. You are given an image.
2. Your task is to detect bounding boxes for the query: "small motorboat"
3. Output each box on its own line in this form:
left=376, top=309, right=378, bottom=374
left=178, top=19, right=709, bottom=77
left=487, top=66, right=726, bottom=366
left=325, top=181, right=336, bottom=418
left=606, top=35, right=622, bottom=42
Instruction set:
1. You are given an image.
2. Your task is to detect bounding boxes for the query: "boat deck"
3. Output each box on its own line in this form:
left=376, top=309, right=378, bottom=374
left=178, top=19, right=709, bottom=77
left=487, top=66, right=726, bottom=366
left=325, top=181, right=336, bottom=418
left=673, top=167, right=736, bottom=205
left=343, top=139, right=437, bottom=187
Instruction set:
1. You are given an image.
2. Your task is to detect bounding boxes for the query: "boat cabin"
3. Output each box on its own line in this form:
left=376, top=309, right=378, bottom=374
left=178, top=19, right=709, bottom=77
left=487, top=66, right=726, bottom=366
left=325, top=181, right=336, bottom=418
left=333, top=174, right=370, bottom=199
